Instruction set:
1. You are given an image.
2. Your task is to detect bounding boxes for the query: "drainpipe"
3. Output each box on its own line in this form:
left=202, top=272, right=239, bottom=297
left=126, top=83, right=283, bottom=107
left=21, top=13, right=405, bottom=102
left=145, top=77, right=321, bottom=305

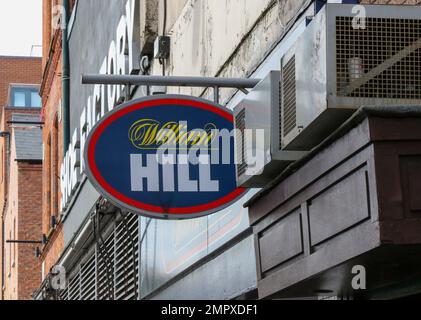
left=62, top=0, right=70, bottom=154
left=0, top=131, right=10, bottom=300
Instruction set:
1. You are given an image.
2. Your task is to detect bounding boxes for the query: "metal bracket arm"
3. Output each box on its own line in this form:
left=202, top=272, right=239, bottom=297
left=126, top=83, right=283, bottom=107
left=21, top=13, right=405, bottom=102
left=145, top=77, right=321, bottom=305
left=82, top=74, right=260, bottom=90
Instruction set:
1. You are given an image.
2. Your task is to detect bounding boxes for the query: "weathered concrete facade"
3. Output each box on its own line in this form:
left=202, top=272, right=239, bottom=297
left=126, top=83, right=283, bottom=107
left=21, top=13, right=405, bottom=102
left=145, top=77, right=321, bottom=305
left=144, top=0, right=308, bottom=103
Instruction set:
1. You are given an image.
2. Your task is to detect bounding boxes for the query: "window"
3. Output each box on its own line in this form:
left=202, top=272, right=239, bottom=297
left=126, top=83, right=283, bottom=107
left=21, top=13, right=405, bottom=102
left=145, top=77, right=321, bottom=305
left=52, top=116, right=59, bottom=217
left=10, top=86, right=41, bottom=108
left=14, top=92, right=26, bottom=107
left=45, top=134, right=52, bottom=232
left=31, top=92, right=42, bottom=107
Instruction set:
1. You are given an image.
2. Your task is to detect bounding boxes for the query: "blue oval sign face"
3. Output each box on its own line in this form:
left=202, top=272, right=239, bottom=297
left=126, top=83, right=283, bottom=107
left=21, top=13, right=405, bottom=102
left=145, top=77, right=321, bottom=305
left=84, top=95, right=245, bottom=220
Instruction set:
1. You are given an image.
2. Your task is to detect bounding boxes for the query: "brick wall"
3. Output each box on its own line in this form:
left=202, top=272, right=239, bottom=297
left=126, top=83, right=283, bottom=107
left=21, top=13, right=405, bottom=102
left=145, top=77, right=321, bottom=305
left=42, top=0, right=76, bottom=69
left=2, top=138, right=43, bottom=300
left=3, top=141, right=19, bottom=300
left=0, top=57, right=42, bottom=248
left=40, top=57, right=65, bottom=281
left=0, top=108, right=41, bottom=227
left=38, top=0, right=70, bottom=284
left=40, top=224, right=64, bottom=281
left=0, top=57, right=42, bottom=108
left=42, top=0, right=52, bottom=70
left=17, top=163, right=43, bottom=299
left=41, top=54, right=62, bottom=237
left=0, top=56, right=42, bottom=300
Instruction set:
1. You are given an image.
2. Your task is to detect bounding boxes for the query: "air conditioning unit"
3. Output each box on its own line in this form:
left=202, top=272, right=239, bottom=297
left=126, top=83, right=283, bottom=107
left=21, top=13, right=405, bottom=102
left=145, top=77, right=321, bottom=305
left=234, top=71, right=306, bottom=188
left=280, top=3, right=421, bottom=151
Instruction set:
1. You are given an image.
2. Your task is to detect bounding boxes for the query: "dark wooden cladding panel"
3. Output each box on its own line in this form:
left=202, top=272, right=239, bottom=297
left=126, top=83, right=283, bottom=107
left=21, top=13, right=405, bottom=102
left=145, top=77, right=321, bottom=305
left=249, top=119, right=371, bottom=225
left=259, top=211, right=303, bottom=273
left=309, top=167, right=370, bottom=246
left=408, top=159, right=421, bottom=212
left=248, top=114, right=421, bottom=299
left=400, top=155, right=421, bottom=215
left=375, top=142, right=421, bottom=221
left=369, top=118, right=421, bottom=142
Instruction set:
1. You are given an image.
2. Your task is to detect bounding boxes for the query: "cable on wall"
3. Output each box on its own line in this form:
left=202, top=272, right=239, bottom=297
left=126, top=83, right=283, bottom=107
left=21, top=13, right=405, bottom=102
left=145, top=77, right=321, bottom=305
left=159, top=0, right=168, bottom=77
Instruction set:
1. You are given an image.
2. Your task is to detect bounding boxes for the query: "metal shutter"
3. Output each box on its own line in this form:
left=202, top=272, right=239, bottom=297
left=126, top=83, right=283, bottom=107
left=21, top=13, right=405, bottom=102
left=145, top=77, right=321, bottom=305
left=59, top=287, right=69, bottom=300
left=80, top=253, right=96, bottom=300
left=114, top=213, right=139, bottom=300
left=54, top=213, right=140, bottom=300
left=67, top=271, right=81, bottom=300
left=97, top=231, right=115, bottom=300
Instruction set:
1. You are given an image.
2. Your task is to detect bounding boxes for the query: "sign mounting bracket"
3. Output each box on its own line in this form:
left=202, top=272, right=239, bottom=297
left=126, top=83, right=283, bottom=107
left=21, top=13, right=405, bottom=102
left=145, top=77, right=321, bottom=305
left=81, top=74, right=260, bottom=104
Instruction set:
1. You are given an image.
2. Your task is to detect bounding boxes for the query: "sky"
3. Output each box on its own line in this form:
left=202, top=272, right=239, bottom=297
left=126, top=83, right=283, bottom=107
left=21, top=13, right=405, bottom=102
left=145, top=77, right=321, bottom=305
left=0, top=0, right=42, bottom=57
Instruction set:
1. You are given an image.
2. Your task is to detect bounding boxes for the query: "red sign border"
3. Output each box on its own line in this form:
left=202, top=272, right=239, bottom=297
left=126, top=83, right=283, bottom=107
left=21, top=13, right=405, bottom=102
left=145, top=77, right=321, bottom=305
left=85, top=95, right=246, bottom=219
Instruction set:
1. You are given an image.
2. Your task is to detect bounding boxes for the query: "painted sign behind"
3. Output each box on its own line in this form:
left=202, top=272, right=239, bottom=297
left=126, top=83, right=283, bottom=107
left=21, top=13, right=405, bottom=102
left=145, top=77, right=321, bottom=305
left=139, top=199, right=253, bottom=297
left=84, top=95, right=245, bottom=219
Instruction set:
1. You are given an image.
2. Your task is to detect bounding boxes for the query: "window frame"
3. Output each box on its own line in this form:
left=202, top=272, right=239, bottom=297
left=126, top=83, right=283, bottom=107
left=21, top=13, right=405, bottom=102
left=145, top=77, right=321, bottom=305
left=8, top=84, right=41, bottom=108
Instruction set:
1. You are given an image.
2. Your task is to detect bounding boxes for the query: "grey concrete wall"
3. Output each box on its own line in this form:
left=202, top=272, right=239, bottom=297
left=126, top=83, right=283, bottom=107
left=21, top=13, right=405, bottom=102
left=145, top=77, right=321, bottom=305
left=66, top=0, right=128, bottom=245
left=68, top=0, right=127, bottom=136
left=148, top=235, right=257, bottom=300
left=149, top=0, right=310, bottom=103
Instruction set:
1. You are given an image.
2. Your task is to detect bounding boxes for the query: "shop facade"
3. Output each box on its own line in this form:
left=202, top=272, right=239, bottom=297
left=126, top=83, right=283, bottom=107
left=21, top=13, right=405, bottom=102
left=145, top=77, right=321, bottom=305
left=35, top=0, right=421, bottom=300
left=38, top=0, right=319, bottom=300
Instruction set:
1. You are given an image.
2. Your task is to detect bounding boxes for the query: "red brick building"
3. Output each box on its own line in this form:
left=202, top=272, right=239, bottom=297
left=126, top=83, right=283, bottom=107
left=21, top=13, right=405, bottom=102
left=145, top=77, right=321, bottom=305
left=0, top=56, right=43, bottom=300
left=37, top=0, right=76, bottom=294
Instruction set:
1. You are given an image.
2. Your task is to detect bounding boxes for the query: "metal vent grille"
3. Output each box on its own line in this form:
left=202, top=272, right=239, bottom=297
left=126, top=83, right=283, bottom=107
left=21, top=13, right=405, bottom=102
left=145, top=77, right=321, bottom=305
left=56, top=214, right=139, bottom=300
left=336, top=16, right=421, bottom=100
left=282, top=56, right=297, bottom=138
left=67, top=272, right=81, bottom=300
left=59, top=287, right=69, bottom=300
left=48, top=213, right=140, bottom=300
left=114, top=214, right=139, bottom=300
left=80, top=253, right=96, bottom=300
left=235, top=108, right=247, bottom=177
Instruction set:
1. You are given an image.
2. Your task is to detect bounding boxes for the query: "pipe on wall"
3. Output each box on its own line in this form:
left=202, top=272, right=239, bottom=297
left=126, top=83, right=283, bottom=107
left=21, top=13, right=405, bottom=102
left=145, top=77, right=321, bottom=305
left=62, top=0, right=70, bottom=155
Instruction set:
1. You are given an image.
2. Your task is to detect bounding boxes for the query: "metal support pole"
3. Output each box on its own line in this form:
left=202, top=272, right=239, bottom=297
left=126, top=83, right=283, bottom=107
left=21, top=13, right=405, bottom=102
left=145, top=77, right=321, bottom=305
left=125, top=84, right=131, bottom=102
left=82, top=74, right=260, bottom=90
left=6, top=240, right=43, bottom=244
left=214, top=86, right=220, bottom=104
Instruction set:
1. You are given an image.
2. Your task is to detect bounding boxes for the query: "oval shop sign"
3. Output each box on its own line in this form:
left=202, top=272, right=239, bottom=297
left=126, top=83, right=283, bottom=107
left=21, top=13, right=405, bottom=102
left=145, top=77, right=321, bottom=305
left=84, top=95, right=246, bottom=219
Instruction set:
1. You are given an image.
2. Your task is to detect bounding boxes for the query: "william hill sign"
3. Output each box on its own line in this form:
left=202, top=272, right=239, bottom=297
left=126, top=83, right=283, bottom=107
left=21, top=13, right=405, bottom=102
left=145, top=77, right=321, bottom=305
left=84, top=95, right=246, bottom=219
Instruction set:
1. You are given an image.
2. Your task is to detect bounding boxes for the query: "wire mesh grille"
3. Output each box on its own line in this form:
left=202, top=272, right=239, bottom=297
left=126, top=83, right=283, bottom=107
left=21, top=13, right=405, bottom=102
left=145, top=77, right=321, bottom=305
left=336, top=16, right=421, bottom=100
left=282, top=56, right=297, bottom=140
